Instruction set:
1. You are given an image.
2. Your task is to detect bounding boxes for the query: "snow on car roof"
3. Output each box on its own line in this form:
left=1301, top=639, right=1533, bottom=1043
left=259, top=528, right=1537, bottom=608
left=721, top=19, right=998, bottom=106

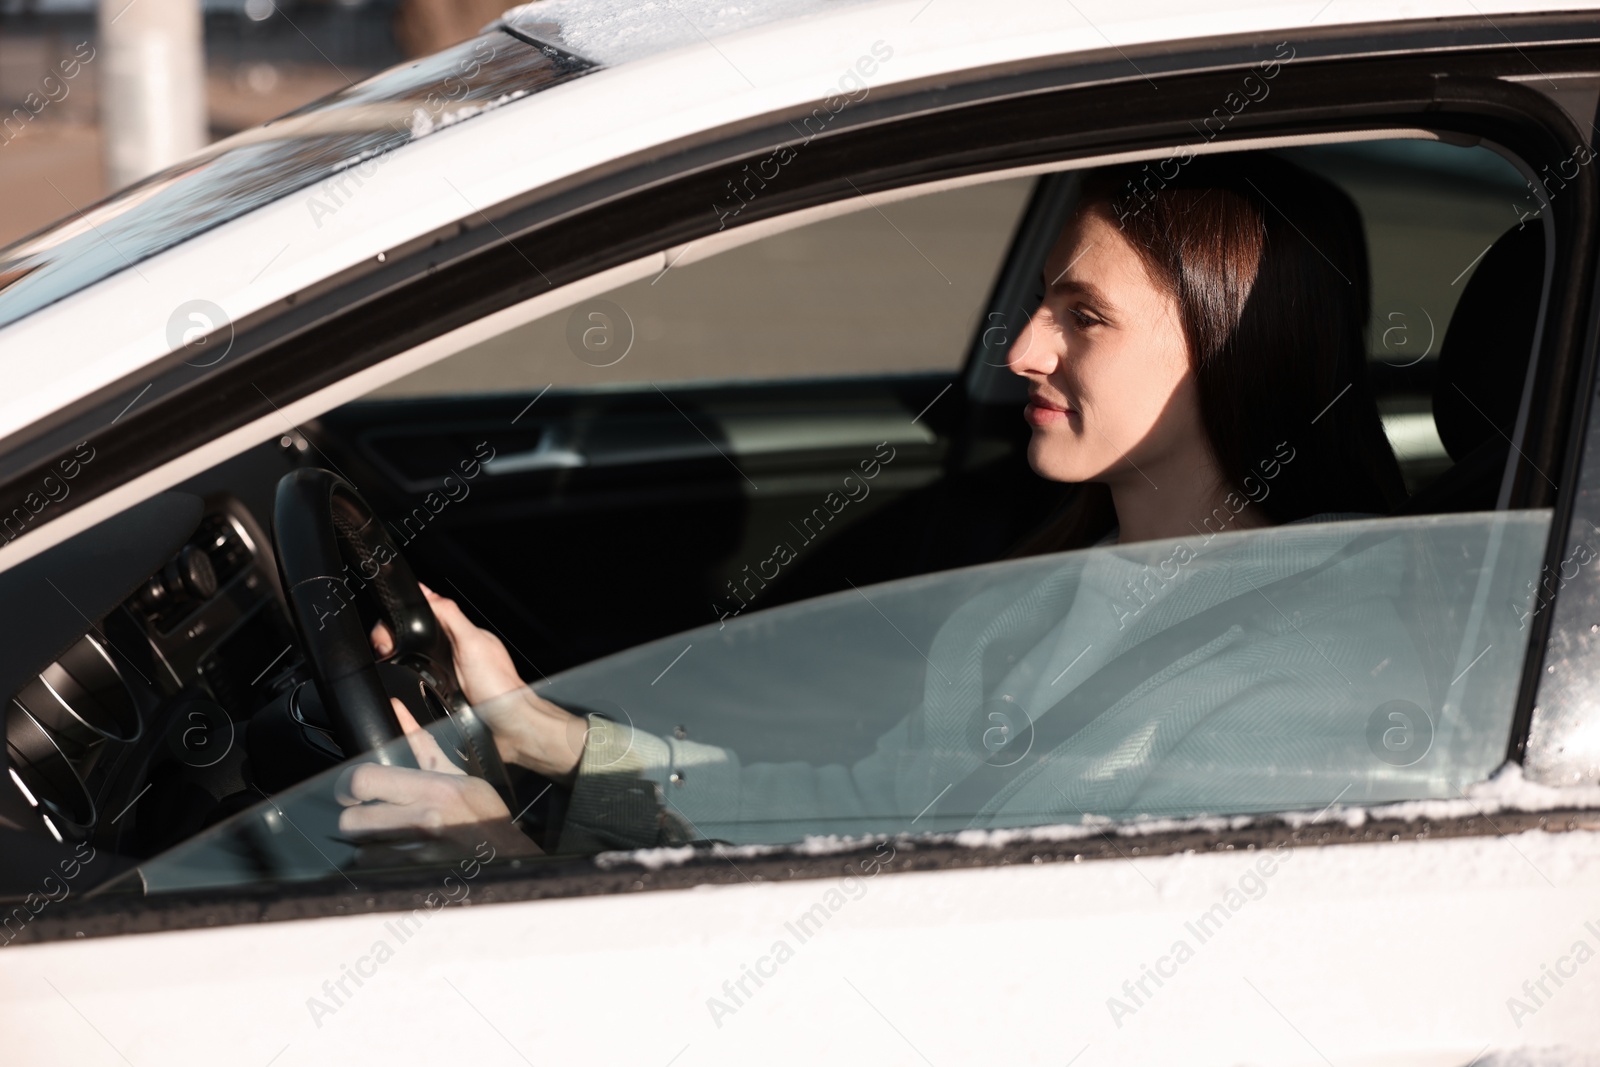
left=500, top=0, right=885, bottom=66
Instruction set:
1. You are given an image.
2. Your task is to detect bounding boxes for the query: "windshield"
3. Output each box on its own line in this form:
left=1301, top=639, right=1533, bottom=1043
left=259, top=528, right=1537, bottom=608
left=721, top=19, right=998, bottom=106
left=0, top=31, right=591, bottom=334
left=130, top=511, right=1547, bottom=893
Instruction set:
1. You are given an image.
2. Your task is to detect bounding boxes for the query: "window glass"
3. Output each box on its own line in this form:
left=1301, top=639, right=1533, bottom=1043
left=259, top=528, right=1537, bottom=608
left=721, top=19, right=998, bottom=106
left=134, top=510, right=1549, bottom=890
left=371, top=177, right=1037, bottom=396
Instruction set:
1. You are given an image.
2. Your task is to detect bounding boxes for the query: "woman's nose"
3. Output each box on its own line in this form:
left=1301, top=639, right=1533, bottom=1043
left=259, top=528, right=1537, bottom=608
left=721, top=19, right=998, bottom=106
left=1007, top=306, right=1056, bottom=378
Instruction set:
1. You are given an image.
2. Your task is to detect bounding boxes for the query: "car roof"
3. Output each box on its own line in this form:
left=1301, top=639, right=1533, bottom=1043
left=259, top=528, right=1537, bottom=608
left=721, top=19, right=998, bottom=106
left=500, top=0, right=887, bottom=66
left=0, top=0, right=1591, bottom=453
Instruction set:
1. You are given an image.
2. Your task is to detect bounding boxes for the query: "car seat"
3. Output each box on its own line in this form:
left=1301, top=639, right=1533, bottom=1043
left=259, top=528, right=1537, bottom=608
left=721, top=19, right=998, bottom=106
left=1400, top=221, right=1545, bottom=514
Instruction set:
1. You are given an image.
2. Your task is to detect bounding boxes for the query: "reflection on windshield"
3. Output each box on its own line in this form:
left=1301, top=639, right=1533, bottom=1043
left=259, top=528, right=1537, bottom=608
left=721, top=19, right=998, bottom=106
left=0, top=32, right=592, bottom=333
left=137, top=511, right=1547, bottom=893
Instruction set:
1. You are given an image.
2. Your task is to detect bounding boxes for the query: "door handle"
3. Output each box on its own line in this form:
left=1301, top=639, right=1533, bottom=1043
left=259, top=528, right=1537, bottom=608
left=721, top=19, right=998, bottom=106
left=481, top=432, right=587, bottom=475
left=481, top=412, right=936, bottom=476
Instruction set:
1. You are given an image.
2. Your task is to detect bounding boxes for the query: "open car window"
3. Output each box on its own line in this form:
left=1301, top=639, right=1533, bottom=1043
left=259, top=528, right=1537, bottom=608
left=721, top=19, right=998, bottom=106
left=0, top=112, right=1581, bottom=917
left=371, top=177, right=1037, bottom=395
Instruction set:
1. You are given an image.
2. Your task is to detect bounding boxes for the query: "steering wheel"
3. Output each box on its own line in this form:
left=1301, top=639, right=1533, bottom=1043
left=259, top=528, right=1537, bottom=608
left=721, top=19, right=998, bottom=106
left=272, top=468, right=515, bottom=807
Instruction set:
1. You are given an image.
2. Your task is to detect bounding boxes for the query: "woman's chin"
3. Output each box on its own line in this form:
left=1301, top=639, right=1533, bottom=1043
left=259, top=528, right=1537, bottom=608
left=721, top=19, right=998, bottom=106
left=1026, top=438, right=1097, bottom=484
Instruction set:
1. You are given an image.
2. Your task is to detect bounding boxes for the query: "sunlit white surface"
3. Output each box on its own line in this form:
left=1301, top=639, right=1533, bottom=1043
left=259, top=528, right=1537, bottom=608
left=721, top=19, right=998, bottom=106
left=6, top=825, right=1600, bottom=1064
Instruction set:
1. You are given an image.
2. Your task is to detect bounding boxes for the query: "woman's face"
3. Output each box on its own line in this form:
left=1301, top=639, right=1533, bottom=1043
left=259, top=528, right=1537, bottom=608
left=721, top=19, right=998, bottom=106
left=1008, top=205, right=1208, bottom=487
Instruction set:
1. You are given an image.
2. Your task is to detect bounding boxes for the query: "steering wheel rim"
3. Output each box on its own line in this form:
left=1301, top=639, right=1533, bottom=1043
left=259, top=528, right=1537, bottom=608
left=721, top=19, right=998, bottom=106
left=273, top=469, right=515, bottom=805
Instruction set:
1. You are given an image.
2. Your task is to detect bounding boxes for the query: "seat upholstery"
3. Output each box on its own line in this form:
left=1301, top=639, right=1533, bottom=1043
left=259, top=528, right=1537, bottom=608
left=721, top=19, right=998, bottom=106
left=1401, top=222, right=1545, bottom=514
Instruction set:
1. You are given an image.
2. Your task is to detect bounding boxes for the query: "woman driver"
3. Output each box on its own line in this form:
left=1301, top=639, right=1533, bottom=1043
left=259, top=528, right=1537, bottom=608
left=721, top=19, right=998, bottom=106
left=339, top=153, right=1415, bottom=851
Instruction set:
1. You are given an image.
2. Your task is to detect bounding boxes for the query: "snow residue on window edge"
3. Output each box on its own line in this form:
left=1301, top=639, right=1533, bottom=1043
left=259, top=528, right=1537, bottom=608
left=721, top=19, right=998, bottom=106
left=595, top=844, right=700, bottom=871
left=330, top=145, right=388, bottom=174
left=1314, top=761, right=1600, bottom=829
left=589, top=763, right=1600, bottom=872
left=408, top=89, right=531, bottom=141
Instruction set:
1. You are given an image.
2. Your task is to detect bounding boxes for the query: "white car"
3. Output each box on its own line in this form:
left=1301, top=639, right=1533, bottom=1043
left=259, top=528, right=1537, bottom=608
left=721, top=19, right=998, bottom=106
left=3, top=1, right=1600, bottom=1063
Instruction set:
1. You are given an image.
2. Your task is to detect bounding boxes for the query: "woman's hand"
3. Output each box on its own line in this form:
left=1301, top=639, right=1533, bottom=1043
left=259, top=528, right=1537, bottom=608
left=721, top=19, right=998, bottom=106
left=336, top=699, right=541, bottom=856
left=370, top=584, right=587, bottom=783
left=370, top=583, right=521, bottom=705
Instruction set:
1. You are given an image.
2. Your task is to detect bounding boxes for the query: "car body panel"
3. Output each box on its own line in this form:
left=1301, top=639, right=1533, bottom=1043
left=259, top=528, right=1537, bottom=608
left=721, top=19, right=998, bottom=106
left=5, top=824, right=1600, bottom=1064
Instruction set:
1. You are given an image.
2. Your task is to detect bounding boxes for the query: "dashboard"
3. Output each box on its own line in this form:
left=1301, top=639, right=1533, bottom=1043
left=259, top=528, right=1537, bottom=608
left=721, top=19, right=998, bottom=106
left=3, top=491, right=308, bottom=864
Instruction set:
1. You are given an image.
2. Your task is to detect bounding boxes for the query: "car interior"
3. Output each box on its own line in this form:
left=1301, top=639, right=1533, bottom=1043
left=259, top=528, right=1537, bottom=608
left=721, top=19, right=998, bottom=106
left=0, top=133, right=1559, bottom=896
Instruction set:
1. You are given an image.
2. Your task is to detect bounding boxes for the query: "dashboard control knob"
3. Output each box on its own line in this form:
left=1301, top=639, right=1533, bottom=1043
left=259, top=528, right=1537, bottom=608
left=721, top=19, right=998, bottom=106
left=174, top=545, right=218, bottom=600
left=136, top=546, right=219, bottom=618
left=136, top=574, right=168, bottom=612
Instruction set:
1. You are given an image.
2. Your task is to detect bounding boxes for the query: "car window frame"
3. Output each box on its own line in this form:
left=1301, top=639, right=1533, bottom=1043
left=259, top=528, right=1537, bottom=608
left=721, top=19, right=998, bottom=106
left=1521, top=90, right=1600, bottom=783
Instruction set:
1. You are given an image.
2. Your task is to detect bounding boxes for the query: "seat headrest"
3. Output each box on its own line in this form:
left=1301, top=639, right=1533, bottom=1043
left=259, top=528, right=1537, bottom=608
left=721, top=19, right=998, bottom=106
left=1433, top=222, right=1545, bottom=462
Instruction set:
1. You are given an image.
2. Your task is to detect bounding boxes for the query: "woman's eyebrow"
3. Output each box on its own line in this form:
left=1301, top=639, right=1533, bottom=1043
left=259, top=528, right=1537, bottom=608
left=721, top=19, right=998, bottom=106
left=1036, top=241, right=1100, bottom=295
left=1043, top=273, right=1117, bottom=312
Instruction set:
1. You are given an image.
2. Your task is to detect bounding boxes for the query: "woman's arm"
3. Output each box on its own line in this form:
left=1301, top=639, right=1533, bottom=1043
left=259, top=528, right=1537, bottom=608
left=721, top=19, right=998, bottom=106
left=555, top=713, right=908, bottom=851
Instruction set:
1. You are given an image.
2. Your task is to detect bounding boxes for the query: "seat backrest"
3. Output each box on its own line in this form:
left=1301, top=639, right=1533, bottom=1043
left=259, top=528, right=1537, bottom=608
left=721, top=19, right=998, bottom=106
left=1434, top=221, right=1545, bottom=461
left=1401, top=221, right=1545, bottom=514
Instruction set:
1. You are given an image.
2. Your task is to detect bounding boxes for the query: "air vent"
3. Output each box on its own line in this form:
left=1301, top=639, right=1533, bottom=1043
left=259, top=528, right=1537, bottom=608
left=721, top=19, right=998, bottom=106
left=15, top=634, right=141, bottom=756
left=6, top=702, right=95, bottom=841
left=4, top=633, right=143, bottom=842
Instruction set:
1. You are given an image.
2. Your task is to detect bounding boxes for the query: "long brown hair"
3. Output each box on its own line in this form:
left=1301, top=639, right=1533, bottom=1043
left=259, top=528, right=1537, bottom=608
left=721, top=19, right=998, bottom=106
left=1016, top=152, right=1406, bottom=554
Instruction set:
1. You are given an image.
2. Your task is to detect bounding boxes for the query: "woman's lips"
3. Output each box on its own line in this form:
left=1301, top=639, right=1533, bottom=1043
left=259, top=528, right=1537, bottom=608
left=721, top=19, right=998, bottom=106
left=1024, top=398, right=1075, bottom=426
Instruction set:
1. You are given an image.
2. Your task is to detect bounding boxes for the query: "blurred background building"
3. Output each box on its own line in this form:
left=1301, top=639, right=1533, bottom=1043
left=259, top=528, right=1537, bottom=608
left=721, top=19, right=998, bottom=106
left=0, top=0, right=508, bottom=246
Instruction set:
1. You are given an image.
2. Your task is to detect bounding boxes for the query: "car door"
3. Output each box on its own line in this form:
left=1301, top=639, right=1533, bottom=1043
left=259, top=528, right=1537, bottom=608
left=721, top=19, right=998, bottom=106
left=10, top=12, right=1600, bottom=1067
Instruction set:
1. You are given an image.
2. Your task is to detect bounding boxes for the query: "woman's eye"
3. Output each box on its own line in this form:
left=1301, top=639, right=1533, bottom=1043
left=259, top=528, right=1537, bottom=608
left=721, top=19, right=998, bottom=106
left=1068, top=308, right=1099, bottom=328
